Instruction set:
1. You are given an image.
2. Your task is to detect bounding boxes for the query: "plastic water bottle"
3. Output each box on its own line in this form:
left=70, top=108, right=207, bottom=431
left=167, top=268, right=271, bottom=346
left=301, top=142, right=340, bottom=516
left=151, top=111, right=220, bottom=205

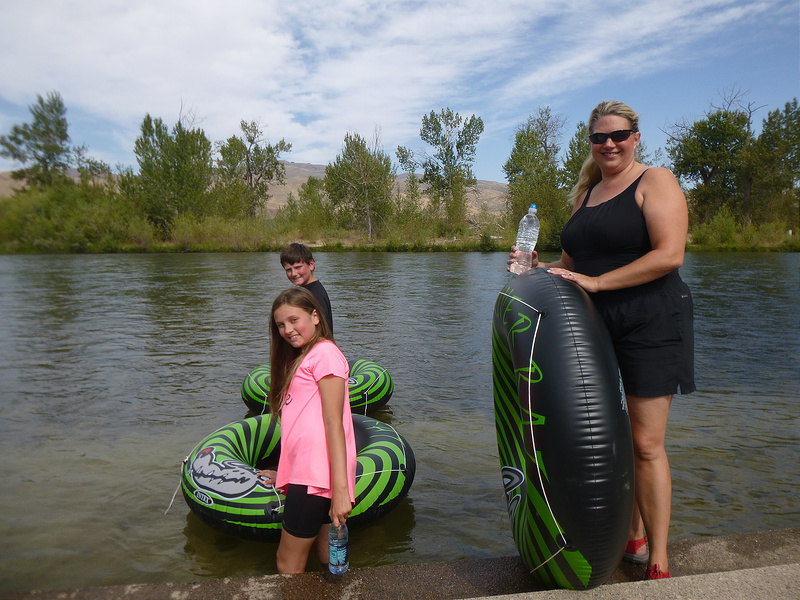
left=510, top=204, right=540, bottom=274
left=328, top=523, right=349, bottom=574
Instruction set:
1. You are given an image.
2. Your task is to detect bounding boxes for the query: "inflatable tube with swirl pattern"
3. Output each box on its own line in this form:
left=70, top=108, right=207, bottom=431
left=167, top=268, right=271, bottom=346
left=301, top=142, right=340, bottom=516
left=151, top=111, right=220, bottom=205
left=492, top=268, right=634, bottom=590
left=241, top=359, right=393, bottom=415
left=181, top=413, right=415, bottom=541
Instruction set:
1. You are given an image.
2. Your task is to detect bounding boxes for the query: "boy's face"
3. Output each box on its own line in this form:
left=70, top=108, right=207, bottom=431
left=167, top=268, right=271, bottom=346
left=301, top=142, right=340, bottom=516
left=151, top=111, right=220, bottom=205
left=283, top=260, right=315, bottom=286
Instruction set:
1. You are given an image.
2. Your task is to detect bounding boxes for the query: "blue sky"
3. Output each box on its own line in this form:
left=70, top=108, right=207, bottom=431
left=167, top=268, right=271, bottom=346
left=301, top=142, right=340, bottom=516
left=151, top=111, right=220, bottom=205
left=0, top=0, right=797, bottom=183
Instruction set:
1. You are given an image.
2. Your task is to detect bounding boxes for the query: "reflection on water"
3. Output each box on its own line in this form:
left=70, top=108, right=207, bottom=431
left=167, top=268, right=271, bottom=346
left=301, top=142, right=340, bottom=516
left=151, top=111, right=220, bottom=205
left=0, top=252, right=797, bottom=593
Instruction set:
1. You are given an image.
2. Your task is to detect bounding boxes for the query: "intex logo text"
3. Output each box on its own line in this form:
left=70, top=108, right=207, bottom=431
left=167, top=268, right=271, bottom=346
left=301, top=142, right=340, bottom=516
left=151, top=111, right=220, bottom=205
left=194, top=490, right=213, bottom=505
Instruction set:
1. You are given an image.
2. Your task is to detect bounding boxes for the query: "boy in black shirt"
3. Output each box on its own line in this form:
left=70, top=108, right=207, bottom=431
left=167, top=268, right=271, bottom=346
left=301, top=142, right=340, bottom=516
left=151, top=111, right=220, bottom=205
left=279, top=243, right=334, bottom=334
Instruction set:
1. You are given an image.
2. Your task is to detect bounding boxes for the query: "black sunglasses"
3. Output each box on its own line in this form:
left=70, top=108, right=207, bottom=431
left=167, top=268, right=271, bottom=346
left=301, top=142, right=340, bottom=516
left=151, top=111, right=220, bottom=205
left=588, top=129, right=637, bottom=144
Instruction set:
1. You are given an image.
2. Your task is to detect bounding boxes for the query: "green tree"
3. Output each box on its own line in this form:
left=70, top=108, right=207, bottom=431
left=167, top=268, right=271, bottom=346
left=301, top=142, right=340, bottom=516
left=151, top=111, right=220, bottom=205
left=73, top=144, right=112, bottom=187
left=127, top=113, right=214, bottom=233
left=399, top=108, right=483, bottom=230
left=635, top=140, right=665, bottom=168
left=748, top=99, right=799, bottom=227
left=276, top=176, right=335, bottom=238
left=395, top=147, right=424, bottom=218
left=503, top=108, right=570, bottom=250
left=667, top=92, right=798, bottom=230
left=0, top=91, right=72, bottom=187
left=215, top=120, right=291, bottom=218
left=667, top=109, right=751, bottom=223
left=561, top=121, right=590, bottom=192
left=503, top=108, right=563, bottom=214
left=209, top=137, right=253, bottom=220
left=324, top=131, right=395, bottom=238
left=391, top=146, right=428, bottom=239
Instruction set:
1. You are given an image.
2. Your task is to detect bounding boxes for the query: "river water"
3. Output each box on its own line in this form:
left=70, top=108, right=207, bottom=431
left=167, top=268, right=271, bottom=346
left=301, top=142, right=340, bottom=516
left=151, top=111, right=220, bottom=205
left=0, top=252, right=797, bottom=593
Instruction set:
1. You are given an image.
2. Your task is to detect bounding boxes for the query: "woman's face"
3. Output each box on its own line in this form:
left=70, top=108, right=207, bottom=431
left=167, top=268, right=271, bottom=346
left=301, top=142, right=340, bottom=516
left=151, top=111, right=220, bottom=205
left=590, top=115, right=640, bottom=174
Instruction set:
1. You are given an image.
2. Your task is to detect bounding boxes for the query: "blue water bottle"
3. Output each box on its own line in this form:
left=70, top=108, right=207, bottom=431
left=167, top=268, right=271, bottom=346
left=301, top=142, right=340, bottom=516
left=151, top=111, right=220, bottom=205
left=328, top=523, right=349, bottom=574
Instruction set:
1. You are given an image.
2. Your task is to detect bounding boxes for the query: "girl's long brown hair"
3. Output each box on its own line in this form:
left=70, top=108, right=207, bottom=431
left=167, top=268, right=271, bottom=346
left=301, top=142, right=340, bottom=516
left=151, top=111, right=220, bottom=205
left=268, top=287, right=334, bottom=417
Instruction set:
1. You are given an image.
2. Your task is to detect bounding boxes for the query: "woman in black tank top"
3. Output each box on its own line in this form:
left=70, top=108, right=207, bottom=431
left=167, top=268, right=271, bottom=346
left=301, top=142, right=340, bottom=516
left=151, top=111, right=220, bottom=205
left=508, top=101, right=694, bottom=581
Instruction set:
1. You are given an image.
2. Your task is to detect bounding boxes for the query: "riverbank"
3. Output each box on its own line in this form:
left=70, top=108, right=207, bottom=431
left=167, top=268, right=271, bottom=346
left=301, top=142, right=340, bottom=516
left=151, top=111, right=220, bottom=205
left=2, top=528, right=796, bottom=600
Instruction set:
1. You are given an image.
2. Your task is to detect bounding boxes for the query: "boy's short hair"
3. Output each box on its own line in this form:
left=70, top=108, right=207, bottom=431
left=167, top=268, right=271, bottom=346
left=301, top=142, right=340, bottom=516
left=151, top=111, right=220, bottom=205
left=280, top=243, right=314, bottom=266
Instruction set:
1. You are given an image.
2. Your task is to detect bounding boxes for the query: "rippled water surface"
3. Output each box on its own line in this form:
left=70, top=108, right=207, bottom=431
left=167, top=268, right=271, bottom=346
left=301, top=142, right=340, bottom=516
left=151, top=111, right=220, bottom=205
left=0, top=252, right=797, bottom=593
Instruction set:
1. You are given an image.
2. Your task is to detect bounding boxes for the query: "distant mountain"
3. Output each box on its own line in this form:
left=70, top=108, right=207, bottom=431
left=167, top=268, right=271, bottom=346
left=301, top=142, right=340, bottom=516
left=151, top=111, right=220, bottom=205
left=268, top=162, right=508, bottom=216
left=0, top=170, right=80, bottom=197
left=0, top=171, right=23, bottom=197
left=1, top=162, right=509, bottom=216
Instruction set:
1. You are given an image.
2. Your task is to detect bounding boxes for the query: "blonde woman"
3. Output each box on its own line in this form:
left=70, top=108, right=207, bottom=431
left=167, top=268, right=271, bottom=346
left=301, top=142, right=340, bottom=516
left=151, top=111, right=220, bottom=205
left=510, top=101, right=695, bottom=580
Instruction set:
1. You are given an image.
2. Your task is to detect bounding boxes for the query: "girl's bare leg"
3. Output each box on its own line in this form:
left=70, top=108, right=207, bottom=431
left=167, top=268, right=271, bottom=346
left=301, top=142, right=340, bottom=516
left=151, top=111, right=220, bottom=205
left=276, top=530, right=316, bottom=574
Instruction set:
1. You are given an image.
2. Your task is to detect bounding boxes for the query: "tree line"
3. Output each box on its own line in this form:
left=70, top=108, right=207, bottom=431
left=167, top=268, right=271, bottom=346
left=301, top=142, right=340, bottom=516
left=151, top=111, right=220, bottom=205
left=0, top=90, right=797, bottom=253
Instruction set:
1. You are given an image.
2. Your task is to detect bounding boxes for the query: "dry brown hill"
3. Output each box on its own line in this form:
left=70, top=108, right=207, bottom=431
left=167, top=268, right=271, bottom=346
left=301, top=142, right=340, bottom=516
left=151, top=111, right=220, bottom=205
left=0, top=171, right=24, bottom=197
left=1, top=162, right=509, bottom=216
left=269, top=162, right=508, bottom=217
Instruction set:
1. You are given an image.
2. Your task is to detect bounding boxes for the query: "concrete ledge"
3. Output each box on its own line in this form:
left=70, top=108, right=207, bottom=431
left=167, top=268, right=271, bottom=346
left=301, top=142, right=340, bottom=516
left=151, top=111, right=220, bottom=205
left=2, top=528, right=797, bottom=600
left=477, top=564, right=798, bottom=600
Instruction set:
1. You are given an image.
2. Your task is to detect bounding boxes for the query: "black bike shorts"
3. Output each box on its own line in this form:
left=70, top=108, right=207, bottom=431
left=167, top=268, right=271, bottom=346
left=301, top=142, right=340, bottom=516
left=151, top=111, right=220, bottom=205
left=282, top=484, right=332, bottom=539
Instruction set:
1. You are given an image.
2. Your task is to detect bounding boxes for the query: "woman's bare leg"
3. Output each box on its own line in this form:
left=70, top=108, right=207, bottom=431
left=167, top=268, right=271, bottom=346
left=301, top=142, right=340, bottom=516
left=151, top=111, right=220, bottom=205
left=627, top=394, right=673, bottom=571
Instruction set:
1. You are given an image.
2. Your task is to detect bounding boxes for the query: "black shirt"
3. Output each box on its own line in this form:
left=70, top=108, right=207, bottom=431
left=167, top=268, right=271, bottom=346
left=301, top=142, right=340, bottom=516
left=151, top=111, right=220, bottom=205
left=303, top=280, right=333, bottom=334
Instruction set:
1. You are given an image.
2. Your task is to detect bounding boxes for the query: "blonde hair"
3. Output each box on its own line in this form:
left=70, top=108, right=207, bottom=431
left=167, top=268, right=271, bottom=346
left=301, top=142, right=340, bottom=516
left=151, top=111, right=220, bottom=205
left=268, top=287, right=334, bottom=417
left=568, top=101, right=640, bottom=206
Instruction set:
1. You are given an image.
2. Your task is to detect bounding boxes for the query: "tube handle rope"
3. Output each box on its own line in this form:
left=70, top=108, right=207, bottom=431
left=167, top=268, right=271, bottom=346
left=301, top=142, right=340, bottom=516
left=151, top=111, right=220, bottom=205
left=164, top=456, right=189, bottom=515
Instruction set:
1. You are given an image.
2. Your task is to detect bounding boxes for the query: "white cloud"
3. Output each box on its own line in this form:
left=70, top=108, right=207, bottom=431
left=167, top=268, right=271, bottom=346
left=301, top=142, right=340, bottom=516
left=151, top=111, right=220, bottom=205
left=0, top=0, right=796, bottom=180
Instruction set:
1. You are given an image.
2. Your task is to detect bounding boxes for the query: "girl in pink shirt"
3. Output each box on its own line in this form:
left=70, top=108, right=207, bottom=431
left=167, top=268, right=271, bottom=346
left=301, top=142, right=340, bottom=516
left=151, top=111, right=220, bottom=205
left=258, top=287, right=356, bottom=574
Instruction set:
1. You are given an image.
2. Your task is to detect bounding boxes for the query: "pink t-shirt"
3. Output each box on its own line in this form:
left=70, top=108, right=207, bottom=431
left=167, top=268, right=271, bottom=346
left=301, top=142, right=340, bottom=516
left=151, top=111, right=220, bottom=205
left=275, top=340, right=357, bottom=502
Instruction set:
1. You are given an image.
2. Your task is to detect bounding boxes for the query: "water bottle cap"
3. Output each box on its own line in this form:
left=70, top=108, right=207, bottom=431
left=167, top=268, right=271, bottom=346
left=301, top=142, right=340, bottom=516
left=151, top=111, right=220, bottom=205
left=530, top=204, right=537, bottom=211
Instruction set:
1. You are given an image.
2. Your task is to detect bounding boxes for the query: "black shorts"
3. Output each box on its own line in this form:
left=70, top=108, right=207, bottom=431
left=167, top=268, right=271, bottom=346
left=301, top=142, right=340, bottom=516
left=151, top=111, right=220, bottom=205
left=282, top=484, right=332, bottom=539
left=592, top=272, right=696, bottom=398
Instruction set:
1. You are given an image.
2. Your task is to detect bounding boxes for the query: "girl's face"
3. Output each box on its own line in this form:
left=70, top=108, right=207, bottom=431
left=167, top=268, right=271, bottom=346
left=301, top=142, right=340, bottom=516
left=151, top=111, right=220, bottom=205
left=273, top=303, right=320, bottom=349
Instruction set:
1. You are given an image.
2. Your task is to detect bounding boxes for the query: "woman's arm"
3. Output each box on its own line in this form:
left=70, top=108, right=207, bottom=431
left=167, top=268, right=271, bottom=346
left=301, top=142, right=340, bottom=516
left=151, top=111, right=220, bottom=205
left=318, top=375, right=352, bottom=527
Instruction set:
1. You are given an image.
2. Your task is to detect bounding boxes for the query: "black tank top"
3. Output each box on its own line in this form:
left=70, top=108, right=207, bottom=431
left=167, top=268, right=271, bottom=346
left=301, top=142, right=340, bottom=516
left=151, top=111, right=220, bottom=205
left=561, top=173, right=651, bottom=277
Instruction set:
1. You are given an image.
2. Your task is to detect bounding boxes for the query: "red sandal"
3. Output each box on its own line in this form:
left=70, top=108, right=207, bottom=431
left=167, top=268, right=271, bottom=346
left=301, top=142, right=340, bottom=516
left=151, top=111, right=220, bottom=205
left=623, top=537, right=649, bottom=564
left=644, top=564, right=670, bottom=580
